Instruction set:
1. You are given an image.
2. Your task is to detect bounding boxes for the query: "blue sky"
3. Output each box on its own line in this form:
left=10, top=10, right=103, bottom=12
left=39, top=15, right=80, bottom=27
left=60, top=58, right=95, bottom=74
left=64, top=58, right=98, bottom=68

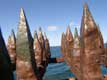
left=0, top=0, right=107, bottom=46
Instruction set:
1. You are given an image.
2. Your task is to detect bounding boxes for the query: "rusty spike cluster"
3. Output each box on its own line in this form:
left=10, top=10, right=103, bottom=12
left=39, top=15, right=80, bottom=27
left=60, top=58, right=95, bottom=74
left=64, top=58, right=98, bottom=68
left=61, top=3, right=106, bottom=80
left=61, top=26, right=73, bottom=68
left=71, top=28, right=81, bottom=80
left=1, top=3, right=107, bottom=80
left=38, top=28, right=47, bottom=62
left=2, top=7, right=60, bottom=80
left=33, top=29, right=51, bottom=67
left=81, top=3, right=104, bottom=80
left=61, top=27, right=81, bottom=79
left=33, top=30, right=43, bottom=68
left=33, top=29, right=51, bottom=79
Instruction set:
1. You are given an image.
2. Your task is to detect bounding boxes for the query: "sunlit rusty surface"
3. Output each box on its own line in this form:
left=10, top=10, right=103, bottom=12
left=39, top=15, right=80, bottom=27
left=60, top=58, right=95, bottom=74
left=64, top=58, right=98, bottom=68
left=80, top=3, right=103, bottom=80
left=61, top=3, right=105, bottom=80
left=7, top=30, right=16, bottom=71
left=16, top=8, right=38, bottom=80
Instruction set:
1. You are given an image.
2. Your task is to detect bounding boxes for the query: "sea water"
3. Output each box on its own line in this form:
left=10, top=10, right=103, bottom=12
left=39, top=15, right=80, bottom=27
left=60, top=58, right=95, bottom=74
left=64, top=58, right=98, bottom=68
left=14, top=46, right=107, bottom=80
left=43, top=46, right=74, bottom=80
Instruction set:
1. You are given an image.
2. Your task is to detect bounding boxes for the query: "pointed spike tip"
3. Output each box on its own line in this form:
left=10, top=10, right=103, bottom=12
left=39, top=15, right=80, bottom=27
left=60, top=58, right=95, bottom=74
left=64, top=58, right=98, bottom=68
left=20, top=8, right=26, bottom=20
left=66, top=25, right=73, bottom=41
left=10, top=29, right=16, bottom=42
left=66, top=26, right=71, bottom=35
left=81, top=2, right=97, bottom=35
left=83, top=2, right=90, bottom=15
left=74, top=27, right=78, bottom=37
left=84, top=2, right=88, bottom=9
left=20, top=8, right=24, bottom=13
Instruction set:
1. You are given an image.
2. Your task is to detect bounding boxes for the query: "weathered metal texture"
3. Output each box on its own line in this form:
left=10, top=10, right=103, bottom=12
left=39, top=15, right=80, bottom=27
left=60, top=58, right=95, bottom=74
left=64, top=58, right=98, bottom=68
left=33, top=30, right=51, bottom=78
left=65, top=26, right=73, bottom=65
left=71, top=28, right=81, bottom=80
left=33, top=31, right=43, bottom=68
left=38, top=28, right=46, bottom=62
left=16, top=8, right=38, bottom=80
left=97, top=25, right=104, bottom=49
left=37, top=28, right=49, bottom=77
left=80, top=3, right=104, bottom=80
left=7, top=29, right=16, bottom=71
left=0, top=28, right=13, bottom=80
left=61, top=32, right=70, bottom=66
left=61, top=32, right=74, bottom=73
left=96, top=25, right=105, bottom=65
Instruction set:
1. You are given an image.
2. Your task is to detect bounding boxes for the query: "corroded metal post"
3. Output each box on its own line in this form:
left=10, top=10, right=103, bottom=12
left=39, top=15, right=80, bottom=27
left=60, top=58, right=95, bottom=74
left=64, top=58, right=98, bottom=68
left=0, top=28, right=13, bottom=80
left=16, top=8, right=38, bottom=80
left=80, top=3, right=104, bottom=80
left=65, top=26, right=73, bottom=65
left=38, top=28, right=47, bottom=63
left=71, top=28, right=81, bottom=80
left=7, top=29, right=16, bottom=71
left=33, top=31, right=43, bottom=68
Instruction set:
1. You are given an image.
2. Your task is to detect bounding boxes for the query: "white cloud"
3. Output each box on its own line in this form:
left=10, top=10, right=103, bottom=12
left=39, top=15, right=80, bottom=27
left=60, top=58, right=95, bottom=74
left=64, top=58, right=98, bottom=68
left=69, top=21, right=80, bottom=28
left=47, top=26, right=58, bottom=31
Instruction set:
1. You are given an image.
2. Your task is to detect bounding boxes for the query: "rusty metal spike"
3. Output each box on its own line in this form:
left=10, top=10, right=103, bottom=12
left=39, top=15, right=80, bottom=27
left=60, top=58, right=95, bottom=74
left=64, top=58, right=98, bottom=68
left=81, top=3, right=97, bottom=37
left=80, top=3, right=104, bottom=80
left=33, top=30, right=43, bottom=68
left=66, top=25, right=73, bottom=42
left=65, top=26, right=73, bottom=67
left=71, top=27, right=81, bottom=80
left=61, top=32, right=72, bottom=68
left=7, top=29, right=16, bottom=71
left=17, top=8, right=33, bottom=61
left=38, top=27, right=45, bottom=47
left=74, top=28, right=80, bottom=49
left=16, top=8, right=37, bottom=80
left=38, top=28, right=46, bottom=62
